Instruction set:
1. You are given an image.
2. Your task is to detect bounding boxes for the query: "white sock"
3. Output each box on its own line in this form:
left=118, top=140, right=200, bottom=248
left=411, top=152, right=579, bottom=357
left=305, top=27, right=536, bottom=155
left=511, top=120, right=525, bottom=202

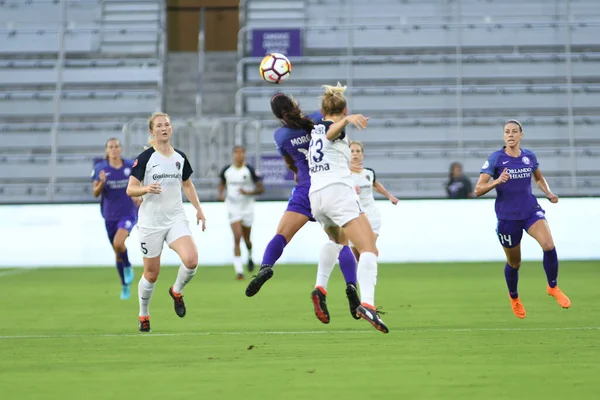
left=138, top=275, right=155, bottom=317
left=233, top=256, right=244, bottom=274
left=173, top=263, right=197, bottom=293
left=315, top=240, right=343, bottom=290
left=357, top=252, right=378, bottom=307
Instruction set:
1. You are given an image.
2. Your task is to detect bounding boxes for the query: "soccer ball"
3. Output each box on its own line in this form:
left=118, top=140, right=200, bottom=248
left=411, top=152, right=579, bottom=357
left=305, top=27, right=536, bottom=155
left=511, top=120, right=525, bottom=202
left=259, top=53, right=291, bottom=84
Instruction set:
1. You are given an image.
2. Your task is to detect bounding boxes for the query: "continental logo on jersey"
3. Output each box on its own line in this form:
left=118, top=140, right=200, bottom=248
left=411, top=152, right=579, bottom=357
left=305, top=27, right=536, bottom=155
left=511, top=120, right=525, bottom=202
left=152, top=173, right=182, bottom=180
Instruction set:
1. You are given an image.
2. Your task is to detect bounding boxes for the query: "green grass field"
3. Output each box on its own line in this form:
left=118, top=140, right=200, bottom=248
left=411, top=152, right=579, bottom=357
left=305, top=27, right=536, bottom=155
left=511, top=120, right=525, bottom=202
left=0, top=261, right=598, bottom=399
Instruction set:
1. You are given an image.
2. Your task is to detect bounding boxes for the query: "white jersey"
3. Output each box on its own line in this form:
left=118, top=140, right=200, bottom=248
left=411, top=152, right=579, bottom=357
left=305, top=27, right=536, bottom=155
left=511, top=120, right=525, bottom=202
left=308, top=119, right=354, bottom=194
left=219, top=164, right=261, bottom=204
left=131, top=147, right=192, bottom=229
left=352, top=167, right=377, bottom=211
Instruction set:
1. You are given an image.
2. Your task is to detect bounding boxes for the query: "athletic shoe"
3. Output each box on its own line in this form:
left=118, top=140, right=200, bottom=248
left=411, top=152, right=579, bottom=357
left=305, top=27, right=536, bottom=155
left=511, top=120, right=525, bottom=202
left=120, top=285, right=130, bottom=300
left=345, top=283, right=361, bottom=320
left=247, top=259, right=255, bottom=273
left=123, top=266, right=134, bottom=285
left=245, top=266, right=274, bottom=297
left=356, top=303, right=389, bottom=333
left=508, top=293, right=526, bottom=319
left=311, top=286, right=330, bottom=324
left=547, top=285, right=571, bottom=308
left=139, top=316, right=151, bottom=332
left=169, top=286, right=186, bottom=318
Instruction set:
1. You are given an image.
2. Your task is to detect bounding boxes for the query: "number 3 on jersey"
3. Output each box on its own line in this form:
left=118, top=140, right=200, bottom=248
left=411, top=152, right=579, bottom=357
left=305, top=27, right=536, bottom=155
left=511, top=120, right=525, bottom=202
left=309, top=138, right=324, bottom=165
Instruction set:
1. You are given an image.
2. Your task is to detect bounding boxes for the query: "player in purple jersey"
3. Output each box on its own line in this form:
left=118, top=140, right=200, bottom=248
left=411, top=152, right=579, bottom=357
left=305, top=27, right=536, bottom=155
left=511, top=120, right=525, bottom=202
left=245, top=93, right=361, bottom=320
left=91, top=138, right=140, bottom=300
left=475, top=120, right=571, bottom=319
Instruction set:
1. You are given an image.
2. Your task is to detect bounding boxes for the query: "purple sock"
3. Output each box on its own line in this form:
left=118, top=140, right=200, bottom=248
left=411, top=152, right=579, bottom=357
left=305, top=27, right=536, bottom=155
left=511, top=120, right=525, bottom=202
left=543, top=247, right=558, bottom=288
left=504, top=263, right=519, bottom=299
left=338, top=246, right=357, bottom=285
left=116, top=261, right=126, bottom=286
left=261, top=234, right=287, bottom=268
left=118, top=250, right=130, bottom=267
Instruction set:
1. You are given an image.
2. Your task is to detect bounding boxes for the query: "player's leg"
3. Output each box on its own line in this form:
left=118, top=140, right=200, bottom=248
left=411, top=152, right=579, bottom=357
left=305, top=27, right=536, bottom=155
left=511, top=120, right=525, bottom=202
left=310, top=225, right=345, bottom=324
left=241, top=213, right=254, bottom=272
left=167, top=221, right=198, bottom=318
left=246, top=209, right=310, bottom=297
left=497, top=220, right=526, bottom=318
left=105, top=220, right=126, bottom=290
left=230, top=220, right=245, bottom=279
left=137, top=227, right=165, bottom=332
left=526, top=218, right=571, bottom=308
left=342, top=214, right=388, bottom=333
left=114, top=217, right=136, bottom=287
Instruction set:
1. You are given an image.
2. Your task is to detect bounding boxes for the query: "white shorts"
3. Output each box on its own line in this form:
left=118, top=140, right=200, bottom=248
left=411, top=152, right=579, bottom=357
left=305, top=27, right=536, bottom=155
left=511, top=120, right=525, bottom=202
left=137, top=220, right=192, bottom=258
left=310, top=184, right=362, bottom=228
left=348, top=208, right=380, bottom=247
left=227, top=201, right=254, bottom=227
left=365, top=207, right=382, bottom=234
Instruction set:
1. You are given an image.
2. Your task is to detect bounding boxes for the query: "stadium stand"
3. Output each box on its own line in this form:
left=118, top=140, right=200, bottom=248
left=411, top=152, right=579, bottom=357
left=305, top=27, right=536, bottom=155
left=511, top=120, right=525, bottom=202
left=0, top=0, right=165, bottom=203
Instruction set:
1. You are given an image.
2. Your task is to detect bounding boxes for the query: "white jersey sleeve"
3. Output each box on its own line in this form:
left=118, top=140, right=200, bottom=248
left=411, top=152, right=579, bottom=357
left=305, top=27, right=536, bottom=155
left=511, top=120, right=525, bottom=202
left=308, top=120, right=354, bottom=194
left=131, top=147, right=192, bottom=229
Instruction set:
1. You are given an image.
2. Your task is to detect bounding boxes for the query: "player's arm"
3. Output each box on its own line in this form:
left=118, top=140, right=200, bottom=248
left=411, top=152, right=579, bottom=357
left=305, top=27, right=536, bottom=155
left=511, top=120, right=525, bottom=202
left=325, top=114, right=369, bottom=141
left=126, top=176, right=160, bottom=197
left=217, top=166, right=227, bottom=201
left=282, top=154, right=298, bottom=174
left=374, top=181, right=399, bottom=205
left=474, top=170, right=509, bottom=197
left=533, top=169, right=559, bottom=203
left=92, top=174, right=105, bottom=198
left=241, top=165, right=265, bottom=196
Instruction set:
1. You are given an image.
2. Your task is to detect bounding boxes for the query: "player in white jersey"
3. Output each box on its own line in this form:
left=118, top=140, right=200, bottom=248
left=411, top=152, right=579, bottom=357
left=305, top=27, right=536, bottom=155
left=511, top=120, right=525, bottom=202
left=218, top=146, right=264, bottom=279
left=350, top=141, right=399, bottom=260
left=127, top=112, right=207, bottom=332
left=308, top=83, right=388, bottom=333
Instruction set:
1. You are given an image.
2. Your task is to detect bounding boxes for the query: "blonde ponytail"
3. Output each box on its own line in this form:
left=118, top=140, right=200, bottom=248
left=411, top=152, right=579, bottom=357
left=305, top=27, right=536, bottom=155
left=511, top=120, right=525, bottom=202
left=321, top=82, right=347, bottom=116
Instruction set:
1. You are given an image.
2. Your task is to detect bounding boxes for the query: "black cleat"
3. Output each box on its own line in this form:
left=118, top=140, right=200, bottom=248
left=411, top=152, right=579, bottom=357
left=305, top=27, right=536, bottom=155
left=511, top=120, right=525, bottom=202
left=345, top=283, right=361, bottom=320
left=139, top=316, right=151, bottom=332
left=169, top=286, right=186, bottom=318
left=247, top=259, right=255, bottom=273
left=311, top=287, right=330, bottom=324
left=356, top=304, right=389, bottom=334
left=245, top=266, right=274, bottom=297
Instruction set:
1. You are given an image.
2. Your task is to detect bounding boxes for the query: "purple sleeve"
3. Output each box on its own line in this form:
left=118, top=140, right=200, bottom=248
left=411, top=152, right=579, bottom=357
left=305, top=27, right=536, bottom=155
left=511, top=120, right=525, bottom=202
left=274, top=129, right=289, bottom=157
left=90, top=163, right=100, bottom=181
left=480, top=152, right=499, bottom=176
left=530, top=151, right=540, bottom=171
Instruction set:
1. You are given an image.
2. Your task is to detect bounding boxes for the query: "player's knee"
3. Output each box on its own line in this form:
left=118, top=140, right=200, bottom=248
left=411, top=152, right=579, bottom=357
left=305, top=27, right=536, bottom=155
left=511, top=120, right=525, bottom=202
left=507, top=259, right=521, bottom=269
left=182, top=254, right=198, bottom=269
left=113, top=240, right=126, bottom=254
left=144, top=271, right=159, bottom=283
left=540, top=240, right=555, bottom=252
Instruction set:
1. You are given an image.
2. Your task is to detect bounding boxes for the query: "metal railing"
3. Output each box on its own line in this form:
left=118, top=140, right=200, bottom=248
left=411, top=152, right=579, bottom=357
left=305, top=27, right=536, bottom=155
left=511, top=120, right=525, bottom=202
left=0, top=0, right=167, bottom=201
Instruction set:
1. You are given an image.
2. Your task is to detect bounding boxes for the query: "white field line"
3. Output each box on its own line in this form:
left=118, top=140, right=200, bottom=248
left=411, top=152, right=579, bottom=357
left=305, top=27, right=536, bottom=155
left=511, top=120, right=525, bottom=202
left=0, top=326, right=598, bottom=340
left=0, top=268, right=37, bottom=279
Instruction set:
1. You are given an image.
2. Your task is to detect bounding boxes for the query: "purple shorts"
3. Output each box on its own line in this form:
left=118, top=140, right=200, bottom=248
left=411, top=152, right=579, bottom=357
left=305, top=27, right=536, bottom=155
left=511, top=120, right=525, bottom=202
left=496, top=208, right=546, bottom=248
left=286, top=185, right=315, bottom=221
left=105, top=216, right=137, bottom=244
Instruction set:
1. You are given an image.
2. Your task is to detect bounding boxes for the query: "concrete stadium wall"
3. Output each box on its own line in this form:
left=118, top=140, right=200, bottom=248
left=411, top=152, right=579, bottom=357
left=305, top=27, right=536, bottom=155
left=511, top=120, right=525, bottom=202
left=1, top=198, right=598, bottom=268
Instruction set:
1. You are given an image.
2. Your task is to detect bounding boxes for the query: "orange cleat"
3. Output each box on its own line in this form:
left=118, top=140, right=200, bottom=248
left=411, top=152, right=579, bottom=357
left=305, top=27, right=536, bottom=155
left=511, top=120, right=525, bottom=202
left=508, top=294, right=526, bottom=319
left=547, top=285, right=571, bottom=309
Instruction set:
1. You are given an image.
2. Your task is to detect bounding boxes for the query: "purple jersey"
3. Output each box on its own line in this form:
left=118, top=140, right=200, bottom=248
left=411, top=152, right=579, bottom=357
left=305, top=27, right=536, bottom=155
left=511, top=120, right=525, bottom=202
left=273, top=111, right=323, bottom=188
left=91, top=159, right=138, bottom=221
left=480, top=147, right=540, bottom=220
